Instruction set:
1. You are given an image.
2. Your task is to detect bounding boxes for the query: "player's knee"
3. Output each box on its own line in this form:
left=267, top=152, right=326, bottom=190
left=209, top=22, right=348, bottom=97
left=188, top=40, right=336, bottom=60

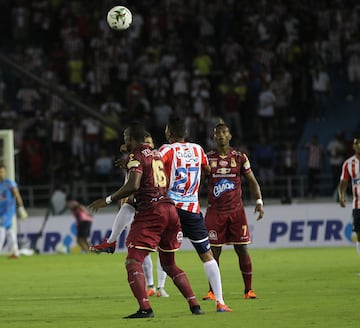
left=126, top=248, right=148, bottom=264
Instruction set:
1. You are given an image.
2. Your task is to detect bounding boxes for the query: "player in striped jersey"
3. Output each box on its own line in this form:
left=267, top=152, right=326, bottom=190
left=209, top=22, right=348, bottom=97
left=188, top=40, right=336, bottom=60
left=159, top=116, right=231, bottom=312
left=338, top=133, right=360, bottom=256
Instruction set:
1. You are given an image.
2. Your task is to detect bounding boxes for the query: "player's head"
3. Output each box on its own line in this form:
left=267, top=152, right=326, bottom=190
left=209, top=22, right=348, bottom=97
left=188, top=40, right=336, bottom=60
left=165, top=115, right=186, bottom=142
left=124, top=122, right=148, bottom=151
left=144, top=131, right=155, bottom=149
left=353, top=132, right=360, bottom=155
left=213, top=122, right=232, bottom=147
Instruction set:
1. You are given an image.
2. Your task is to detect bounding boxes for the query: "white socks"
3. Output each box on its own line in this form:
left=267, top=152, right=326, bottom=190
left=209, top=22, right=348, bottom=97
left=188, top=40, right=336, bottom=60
left=156, top=255, right=167, bottom=288
left=203, top=259, right=224, bottom=304
left=0, top=227, right=6, bottom=252
left=0, top=227, right=19, bottom=256
left=107, top=203, right=135, bottom=243
left=7, top=229, right=19, bottom=256
left=143, top=254, right=154, bottom=287
left=143, top=254, right=168, bottom=289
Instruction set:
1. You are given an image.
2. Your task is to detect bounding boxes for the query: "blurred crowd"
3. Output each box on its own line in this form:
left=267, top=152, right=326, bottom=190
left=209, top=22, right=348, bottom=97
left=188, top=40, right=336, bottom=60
left=0, top=0, right=360, bottom=192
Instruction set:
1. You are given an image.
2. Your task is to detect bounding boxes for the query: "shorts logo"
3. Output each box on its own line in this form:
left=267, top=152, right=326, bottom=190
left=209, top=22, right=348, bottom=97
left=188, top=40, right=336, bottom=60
left=208, top=230, right=217, bottom=240
left=213, top=178, right=235, bottom=197
left=177, top=231, right=183, bottom=242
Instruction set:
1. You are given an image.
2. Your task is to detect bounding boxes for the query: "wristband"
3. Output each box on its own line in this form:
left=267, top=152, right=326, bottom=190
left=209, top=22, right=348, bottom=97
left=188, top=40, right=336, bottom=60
left=105, top=195, right=112, bottom=205
left=256, top=198, right=263, bottom=206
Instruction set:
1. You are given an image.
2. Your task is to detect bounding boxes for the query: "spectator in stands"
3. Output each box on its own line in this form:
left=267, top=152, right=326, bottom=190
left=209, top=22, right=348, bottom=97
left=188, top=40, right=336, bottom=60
left=304, top=135, right=324, bottom=197
left=327, top=131, right=347, bottom=194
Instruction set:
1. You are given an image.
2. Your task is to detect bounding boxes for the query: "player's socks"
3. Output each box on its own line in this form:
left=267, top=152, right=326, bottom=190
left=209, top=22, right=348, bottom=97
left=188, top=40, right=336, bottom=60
left=108, top=203, right=135, bottom=243
left=239, top=253, right=253, bottom=292
left=126, top=261, right=151, bottom=310
left=143, top=254, right=154, bottom=287
left=156, top=255, right=167, bottom=290
left=203, top=259, right=225, bottom=304
left=7, top=229, right=20, bottom=256
left=166, top=266, right=199, bottom=308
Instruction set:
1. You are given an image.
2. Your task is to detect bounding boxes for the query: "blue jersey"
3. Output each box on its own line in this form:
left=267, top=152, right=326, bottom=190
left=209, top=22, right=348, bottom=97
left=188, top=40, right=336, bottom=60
left=0, top=179, right=17, bottom=229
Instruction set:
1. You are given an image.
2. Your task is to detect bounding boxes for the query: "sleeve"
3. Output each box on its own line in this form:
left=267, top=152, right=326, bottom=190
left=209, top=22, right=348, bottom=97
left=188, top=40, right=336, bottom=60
left=126, top=152, right=143, bottom=174
left=241, top=153, right=252, bottom=175
left=200, top=147, right=209, bottom=166
left=340, top=161, right=350, bottom=181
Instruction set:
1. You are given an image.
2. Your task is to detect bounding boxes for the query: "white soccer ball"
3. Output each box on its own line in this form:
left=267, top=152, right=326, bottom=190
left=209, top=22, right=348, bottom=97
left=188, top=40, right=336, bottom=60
left=55, top=242, right=68, bottom=254
left=107, top=6, right=132, bottom=31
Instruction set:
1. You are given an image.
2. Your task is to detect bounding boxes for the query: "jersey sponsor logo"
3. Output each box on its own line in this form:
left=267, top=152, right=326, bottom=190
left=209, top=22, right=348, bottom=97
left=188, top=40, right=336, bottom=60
left=176, top=149, right=199, bottom=163
left=210, top=160, right=217, bottom=168
left=213, top=178, right=235, bottom=197
left=231, top=158, right=236, bottom=167
left=219, top=160, right=228, bottom=167
left=177, top=231, right=183, bottom=242
left=216, top=167, right=231, bottom=175
left=208, top=230, right=217, bottom=240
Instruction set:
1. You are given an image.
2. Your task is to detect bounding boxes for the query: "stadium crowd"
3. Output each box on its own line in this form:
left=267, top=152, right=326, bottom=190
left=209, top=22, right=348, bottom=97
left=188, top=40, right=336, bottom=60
left=0, top=0, right=359, bottom=196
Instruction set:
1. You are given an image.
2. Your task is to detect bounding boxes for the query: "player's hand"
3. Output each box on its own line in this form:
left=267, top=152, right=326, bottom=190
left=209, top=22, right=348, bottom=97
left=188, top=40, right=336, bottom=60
left=88, top=199, right=107, bottom=212
left=339, top=198, right=346, bottom=208
left=254, top=204, right=264, bottom=221
left=18, top=206, right=29, bottom=220
left=114, top=158, right=126, bottom=168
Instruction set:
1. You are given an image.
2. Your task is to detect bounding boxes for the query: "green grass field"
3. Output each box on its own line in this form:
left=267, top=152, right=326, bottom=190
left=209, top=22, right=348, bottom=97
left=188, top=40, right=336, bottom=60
left=1, top=247, right=359, bottom=328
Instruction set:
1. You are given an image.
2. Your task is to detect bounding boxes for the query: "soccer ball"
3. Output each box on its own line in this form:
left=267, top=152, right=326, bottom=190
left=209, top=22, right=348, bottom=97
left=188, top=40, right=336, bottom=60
left=106, top=6, right=132, bottom=31
left=55, top=242, right=68, bottom=254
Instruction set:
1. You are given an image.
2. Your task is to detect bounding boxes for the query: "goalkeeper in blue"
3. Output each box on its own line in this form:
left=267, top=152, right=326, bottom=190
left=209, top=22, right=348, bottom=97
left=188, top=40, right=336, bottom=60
left=0, top=164, right=28, bottom=259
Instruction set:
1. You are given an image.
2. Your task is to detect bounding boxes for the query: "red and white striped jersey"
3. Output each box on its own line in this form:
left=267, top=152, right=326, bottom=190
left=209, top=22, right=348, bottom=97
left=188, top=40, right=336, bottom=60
left=159, top=142, right=209, bottom=213
left=340, top=155, right=360, bottom=209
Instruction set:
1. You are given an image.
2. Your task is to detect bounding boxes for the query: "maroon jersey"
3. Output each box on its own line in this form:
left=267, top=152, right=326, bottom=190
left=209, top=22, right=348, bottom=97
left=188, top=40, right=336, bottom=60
left=126, top=143, right=170, bottom=210
left=206, top=148, right=252, bottom=212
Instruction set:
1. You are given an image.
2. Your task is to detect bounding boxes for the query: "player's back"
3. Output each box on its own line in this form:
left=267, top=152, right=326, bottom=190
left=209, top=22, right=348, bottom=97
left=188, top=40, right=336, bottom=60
left=159, top=142, right=208, bottom=213
left=130, top=144, right=170, bottom=210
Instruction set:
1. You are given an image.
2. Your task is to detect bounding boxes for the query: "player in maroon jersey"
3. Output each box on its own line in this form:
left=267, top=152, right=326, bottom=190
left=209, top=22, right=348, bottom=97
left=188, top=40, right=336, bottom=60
left=338, top=133, right=360, bottom=256
left=204, top=122, right=264, bottom=300
left=88, top=122, right=204, bottom=318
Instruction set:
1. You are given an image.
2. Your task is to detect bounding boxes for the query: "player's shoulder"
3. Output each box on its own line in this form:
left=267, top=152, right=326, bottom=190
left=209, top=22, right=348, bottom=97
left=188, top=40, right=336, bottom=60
left=159, top=143, right=171, bottom=151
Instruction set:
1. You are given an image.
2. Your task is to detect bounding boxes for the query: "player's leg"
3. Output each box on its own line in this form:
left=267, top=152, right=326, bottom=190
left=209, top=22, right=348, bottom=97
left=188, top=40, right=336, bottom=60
left=179, top=210, right=230, bottom=311
left=124, top=248, right=154, bottom=318
left=353, top=209, right=360, bottom=256
left=108, top=203, right=135, bottom=243
left=156, top=254, right=169, bottom=297
left=0, top=226, right=6, bottom=253
left=159, top=250, right=203, bottom=314
left=6, top=227, right=20, bottom=258
left=234, top=244, right=256, bottom=298
left=202, top=245, right=222, bottom=301
left=230, top=208, right=256, bottom=298
left=142, top=254, right=156, bottom=296
left=89, top=203, right=135, bottom=253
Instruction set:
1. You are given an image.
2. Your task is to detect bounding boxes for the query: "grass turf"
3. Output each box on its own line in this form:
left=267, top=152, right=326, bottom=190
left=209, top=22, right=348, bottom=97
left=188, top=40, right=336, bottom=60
left=0, top=247, right=359, bottom=328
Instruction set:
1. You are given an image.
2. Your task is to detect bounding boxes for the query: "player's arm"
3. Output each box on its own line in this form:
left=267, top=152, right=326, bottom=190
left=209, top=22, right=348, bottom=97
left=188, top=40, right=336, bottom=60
left=244, top=171, right=264, bottom=221
left=11, top=186, right=28, bottom=219
left=88, top=171, right=142, bottom=212
left=338, top=179, right=348, bottom=208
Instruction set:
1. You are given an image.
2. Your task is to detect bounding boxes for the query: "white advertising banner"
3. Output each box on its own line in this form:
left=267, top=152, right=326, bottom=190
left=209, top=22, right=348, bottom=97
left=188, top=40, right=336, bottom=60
left=15, top=203, right=354, bottom=254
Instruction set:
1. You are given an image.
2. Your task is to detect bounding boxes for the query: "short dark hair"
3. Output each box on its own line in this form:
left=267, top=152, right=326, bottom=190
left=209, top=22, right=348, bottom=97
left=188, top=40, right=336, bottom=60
left=353, top=131, right=360, bottom=140
left=214, top=122, right=229, bottom=131
left=167, top=115, right=186, bottom=138
left=126, top=121, right=148, bottom=142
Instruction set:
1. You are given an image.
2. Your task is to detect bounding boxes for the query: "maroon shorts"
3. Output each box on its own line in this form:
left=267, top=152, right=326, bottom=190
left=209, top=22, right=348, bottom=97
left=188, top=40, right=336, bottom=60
left=205, top=206, right=250, bottom=245
left=126, top=202, right=183, bottom=252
